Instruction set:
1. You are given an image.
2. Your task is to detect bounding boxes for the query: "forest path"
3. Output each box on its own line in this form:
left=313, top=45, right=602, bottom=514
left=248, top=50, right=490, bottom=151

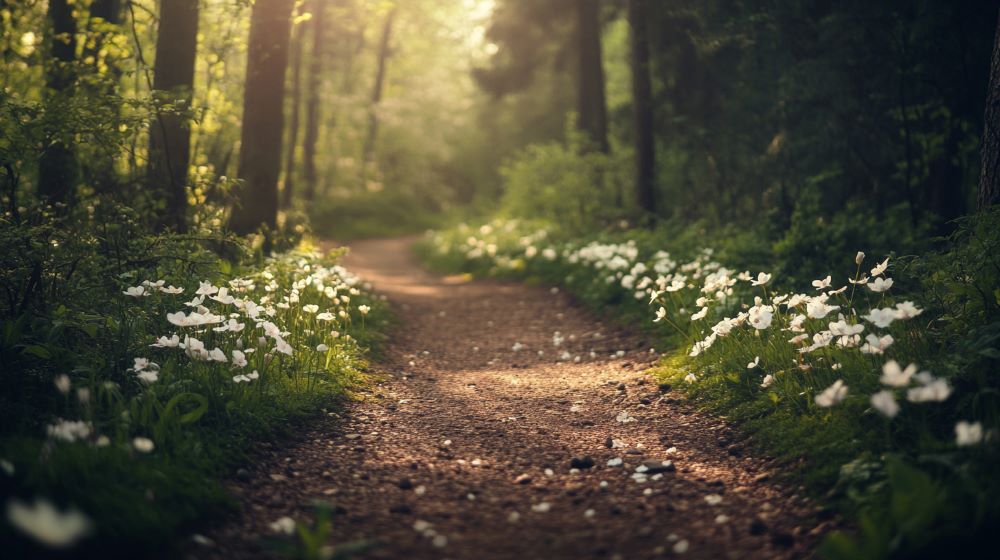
left=195, top=237, right=829, bottom=559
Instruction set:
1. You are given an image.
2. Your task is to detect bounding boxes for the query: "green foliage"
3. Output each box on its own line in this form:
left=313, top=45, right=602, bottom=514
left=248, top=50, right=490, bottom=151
left=0, top=200, right=386, bottom=555
left=498, top=125, right=632, bottom=234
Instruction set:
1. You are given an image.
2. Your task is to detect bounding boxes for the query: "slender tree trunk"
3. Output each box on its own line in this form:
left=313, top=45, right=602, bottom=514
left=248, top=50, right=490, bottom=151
left=980, top=9, right=1000, bottom=210
left=302, top=0, right=327, bottom=201
left=229, top=0, right=296, bottom=235
left=147, top=0, right=199, bottom=232
left=575, top=0, right=608, bottom=154
left=37, top=0, right=79, bottom=206
left=628, top=0, right=655, bottom=217
left=86, top=0, right=123, bottom=192
left=281, top=2, right=307, bottom=209
left=362, top=8, right=396, bottom=164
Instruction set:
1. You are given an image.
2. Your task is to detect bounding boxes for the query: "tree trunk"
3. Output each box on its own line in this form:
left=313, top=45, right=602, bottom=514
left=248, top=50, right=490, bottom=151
left=147, top=0, right=198, bottom=232
left=362, top=8, right=396, bottom=165
left=628, top=0, right=655, bottom=217
left=85, top=0, right=123, bottom=190
left=575, top=0, right=608, bottom=154
left=980, top=8, right=1000, bottom=210
left=229, top=0, right=295, bottom=235
left=302, top=0, right=327, bottom=201
left=37, top=0, right=79, bottom=206
left=281, top=2, right=307, bottom=209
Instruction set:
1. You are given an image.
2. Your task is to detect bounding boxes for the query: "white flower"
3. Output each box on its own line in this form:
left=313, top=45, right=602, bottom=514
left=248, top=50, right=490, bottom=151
left=871, top=257, right=890, bottom=277
left=247, top=370, right=260, bottom=380
left=302, top=304, right=319, bottom=314
left=880, top=360, right=916, bottom=387
left=750, top=272, right=771, bottom=286
left=208, top=347, right=227, bottom=363
left=870, top=390, right=900, bottom=418
left=815, top=379, right=848, bottom=407
left=955, top=421, right=984, bottom=446
left=232, top=374, right=251, bottom=383
left=151, top=334, right=180, bottom=348
left=274, top=338, right=294, bottom=356
left=867, top=277, right=893, bottom=293
left=653, top=307, right=667, bottom=323
left=860, top=334, right=894, bottom=354
left=46, top=419, right=92, bottom=442
left=232, top=350, right=248, bottom=368
left=160, top=285, right=184, bottom=294
left=748, top=305, right=773, bottom=330
left=123, top=286, right=147, bottom=297
left=357, top=305, right=371, bottom=315
left=849, top=275, right=869, bottom=285
left=316, top=344, right=329, bottom=352
left=894, top=301, right=923, bottom=320
left=690, top=307, right=708, bottom=321
left=812, top=276, right=832, bottom=290
left=132, top=437, right=155, bottom=453
left=855, top=252, right=865, bottom=265
left=760, top=374, right=775, bottom=388
left=54, top=374, right=71, bottom=395
left=684, top=372, right=697, bottom=383
left=907, top=378, right=951, bottom=403
left=6, top=498, right=93, bottom=548
left=829, top=317, right=864, bottom=336
left=747, top=356, right=760, bottom=369
left=863, top=308, right=897, bottom=328
left=195, top=281, right=219, bottom=296
left=806, top=300, right=839, bottom=319
left=136, top=370, right=159, bottom=384
left=166, top=310, right=224, bottom=327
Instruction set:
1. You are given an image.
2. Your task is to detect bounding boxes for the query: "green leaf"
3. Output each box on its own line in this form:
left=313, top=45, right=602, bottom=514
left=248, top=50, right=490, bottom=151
left=22, top=344, right=52, bottom=360
left=162, top=392, right=209, bottom=425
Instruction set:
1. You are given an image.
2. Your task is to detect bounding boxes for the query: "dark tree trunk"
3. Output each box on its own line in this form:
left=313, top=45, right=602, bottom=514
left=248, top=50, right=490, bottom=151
left=575, top=0, right=608, bottom=154
left=980, top=9, right=1000, bottom=210
left=86, top=0, right=123, bottom=192
left=37, top=0, right=79, bottom=206
left=628, top=0, right=655, bottom=217
left=281, top=2, right=307, bottom=209
left=362, top=8, right=396, bottom=164
left=230, top=0, right=295, bottom=235
left=302, top=0, right=327, bottom=201
left=147, top=0, right=199, bottom=232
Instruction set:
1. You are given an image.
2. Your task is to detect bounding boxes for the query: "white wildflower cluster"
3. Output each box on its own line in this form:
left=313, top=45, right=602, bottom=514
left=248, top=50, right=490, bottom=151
left=430, top=222, right=987, bottom=449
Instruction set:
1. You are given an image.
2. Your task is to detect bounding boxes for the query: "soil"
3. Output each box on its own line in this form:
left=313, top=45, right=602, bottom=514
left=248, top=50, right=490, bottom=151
left=187, top=237, right=833, bottom=559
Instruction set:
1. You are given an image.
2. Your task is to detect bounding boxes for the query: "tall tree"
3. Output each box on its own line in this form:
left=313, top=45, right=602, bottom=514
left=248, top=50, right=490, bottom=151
left=628, top=0, right=655, bottom=216
left=230, top=0, right=296, bottom=235
left=575, top=0, right=608, bottom=153
left=980, top=8, right=1000, bottom=210
left=302, top=0, right=327, bottom=201
left=281, top=2, right=307, bottom=209
left=147, top=0, right=199, bottom=232
left=37, top=0, right=79, bottom=205
left=362, top=7, right=396, bottom=164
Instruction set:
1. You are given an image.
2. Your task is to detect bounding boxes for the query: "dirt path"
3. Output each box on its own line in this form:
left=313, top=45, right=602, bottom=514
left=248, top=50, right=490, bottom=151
left=194, top=238, right=830, bottom=559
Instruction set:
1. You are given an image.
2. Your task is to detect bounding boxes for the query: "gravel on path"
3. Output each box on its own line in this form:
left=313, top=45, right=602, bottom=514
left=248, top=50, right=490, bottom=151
left=189, top=237, right=833, bottom=559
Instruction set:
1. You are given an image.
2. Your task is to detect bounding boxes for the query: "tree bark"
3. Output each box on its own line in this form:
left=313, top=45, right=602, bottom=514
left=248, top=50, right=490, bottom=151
left=302, top=0, right=327, bottom=201
left=980, top=8, right=1000, bottom=210
left=362, top=8, right=396, bottom=164
left=628, top=0, right=655, bottom=216
left=37, top=0, right=79, bottom=206
left=147, top=0, right=199, bottom=232
left=575, top=0, right=608, bottom=154
left=230, top=0, right=296, bottom=235
left=281, top=2, right=307, bottom=209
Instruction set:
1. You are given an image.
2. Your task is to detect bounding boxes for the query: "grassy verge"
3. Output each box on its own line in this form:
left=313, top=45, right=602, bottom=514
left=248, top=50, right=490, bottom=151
left=1, top=221, right=388, bottom=558
left=416, top=214, right=1000, bottom=559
